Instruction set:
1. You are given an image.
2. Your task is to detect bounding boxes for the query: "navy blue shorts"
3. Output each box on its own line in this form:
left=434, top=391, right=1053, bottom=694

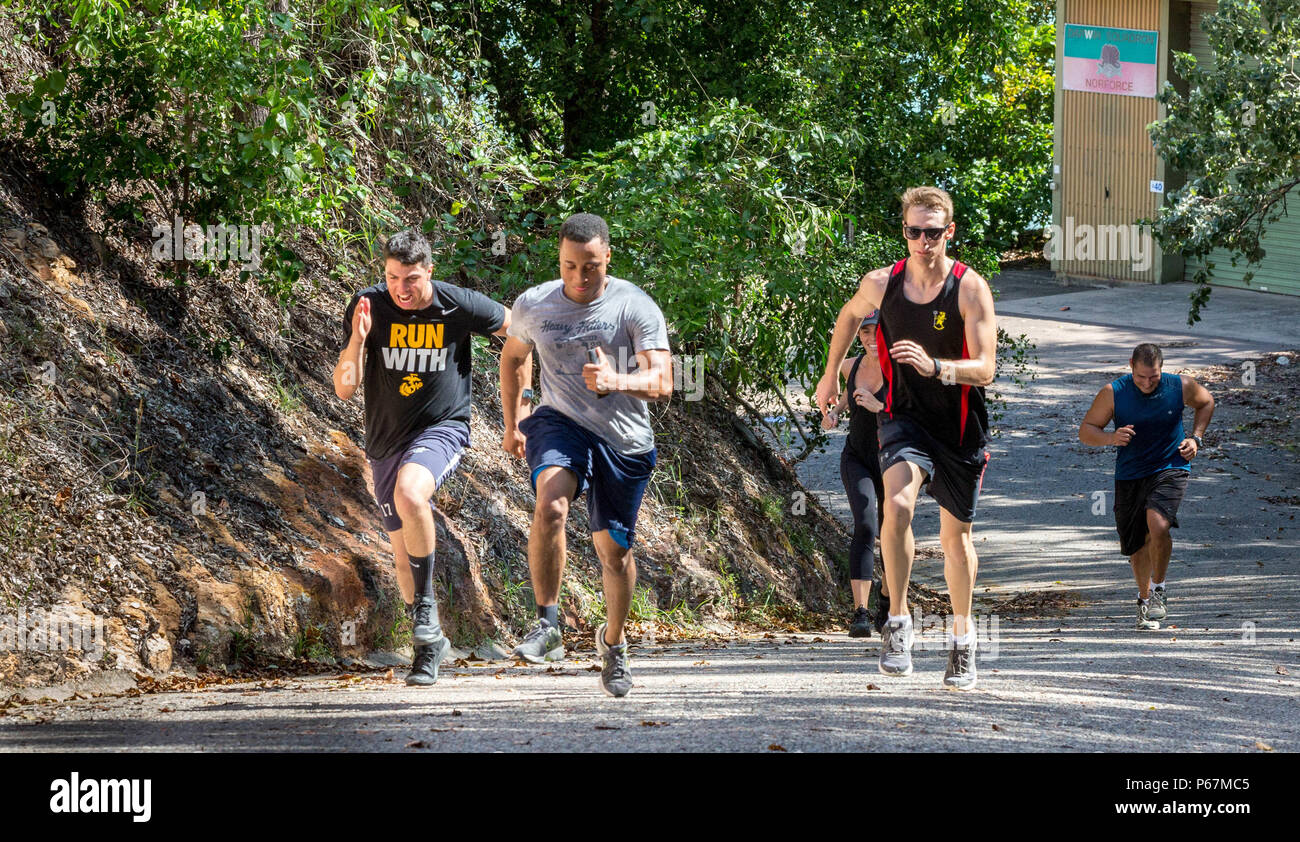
left=368, top=422, right=470, bottom=532
left=520, top=407, right=656, bottom=549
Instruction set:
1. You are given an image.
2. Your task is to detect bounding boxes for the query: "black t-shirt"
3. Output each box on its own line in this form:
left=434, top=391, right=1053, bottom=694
left=341, top=280, right=505, bottom=460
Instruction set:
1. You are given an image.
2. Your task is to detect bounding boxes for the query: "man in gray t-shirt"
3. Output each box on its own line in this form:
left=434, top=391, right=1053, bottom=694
left=499, top=213, right=673, bottom=698
left=506, top=274, right=669, bottom=453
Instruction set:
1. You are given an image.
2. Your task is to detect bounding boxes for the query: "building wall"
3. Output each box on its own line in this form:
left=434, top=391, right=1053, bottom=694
left=1053, top=0, right=1167, bottom=283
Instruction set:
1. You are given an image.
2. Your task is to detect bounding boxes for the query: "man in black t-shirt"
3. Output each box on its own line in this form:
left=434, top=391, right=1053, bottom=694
left=332, top=229, right=516, bottom=686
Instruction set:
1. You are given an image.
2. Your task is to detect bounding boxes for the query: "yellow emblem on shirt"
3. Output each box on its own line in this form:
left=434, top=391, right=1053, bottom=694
left=399, top=373, right=424, bottom=396
left=933, top=311, right=947, bottom=331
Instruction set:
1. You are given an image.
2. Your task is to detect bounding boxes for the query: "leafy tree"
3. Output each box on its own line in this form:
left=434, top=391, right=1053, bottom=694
left=1150, top=0, right=1300, bottom=322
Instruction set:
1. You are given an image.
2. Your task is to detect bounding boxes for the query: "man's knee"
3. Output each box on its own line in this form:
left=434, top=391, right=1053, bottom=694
left=882, top=496, right=915, bottom=530
left=534, top=494, right=570, bottom=531
left=940, top=527, right=974, bottom=557
left=1146, top=509, right=1171, bottom=538
left=599, top=545, right=633, bottom=574
left=392, top=482, right=432, bottom=518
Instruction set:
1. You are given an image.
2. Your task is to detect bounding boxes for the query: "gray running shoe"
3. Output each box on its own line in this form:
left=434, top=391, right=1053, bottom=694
left=411, top=595, right=442, bottom=646
left=878, top=617, right=914, bottom=676
left=943, top=636, right=977, bottom=690
left=1136, top=599, right=1161, bottom=630
left=595, top=623, right=632, bottom=697
left=405, top=636, right=450, bottom=686
left=512, top=620, right=565, bottom=663
left=1148, top=588, right=1167, bottom=621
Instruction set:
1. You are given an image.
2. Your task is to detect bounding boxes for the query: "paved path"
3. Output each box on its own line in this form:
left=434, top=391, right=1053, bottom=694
left=2, top=279, right=1297, bottom=752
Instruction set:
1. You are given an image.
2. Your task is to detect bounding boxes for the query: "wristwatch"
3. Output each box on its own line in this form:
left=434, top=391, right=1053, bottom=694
left=521, top=388, right=536, bottom=403
left=1192, top=434, right=1203, bottom=448
left=931, top=357, right=944, bottom=379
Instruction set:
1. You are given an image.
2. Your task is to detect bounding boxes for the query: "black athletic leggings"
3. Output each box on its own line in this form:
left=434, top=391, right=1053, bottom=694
left=839, top=446, right=885, bottom=582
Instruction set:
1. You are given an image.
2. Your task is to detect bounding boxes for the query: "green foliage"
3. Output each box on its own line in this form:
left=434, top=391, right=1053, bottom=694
left=441, top=0, right=1054, bottom=250
left=3, top=0, right=488, bottom=305
left=1150, top=0, right=1300, bottom=323
left=2, top=0, right=1048, bottom=446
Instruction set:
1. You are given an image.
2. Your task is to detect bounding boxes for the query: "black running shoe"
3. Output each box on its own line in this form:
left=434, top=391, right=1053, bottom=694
left=867, top=578, right=886, bottom=633
left=406, top=636, right=451, bottom=686
left=848, top=606, right=873, bottom=638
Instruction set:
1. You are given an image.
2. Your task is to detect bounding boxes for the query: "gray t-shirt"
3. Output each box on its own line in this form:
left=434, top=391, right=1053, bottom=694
left=509, top=276, right=670, bottom=453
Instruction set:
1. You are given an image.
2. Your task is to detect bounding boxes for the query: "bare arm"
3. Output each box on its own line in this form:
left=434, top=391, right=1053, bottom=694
left=814, top=267, right=888, bottom=415
left=1079, top=384, right=1126, bottom=446
left=822, top=359, right=854, bottom=429
left=333, top=296, right=370, bottom=401
left=952, top=271, right=997, bottom=386
left=1178, top=375, right=1215, bottom=459
left=585, top=348, right=674, bottom=402
left=499, top=335, right=534, bottom=457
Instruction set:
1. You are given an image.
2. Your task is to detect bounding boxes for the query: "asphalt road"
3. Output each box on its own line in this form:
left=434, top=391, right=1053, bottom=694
left=2, top=277, right=1297, bottom=752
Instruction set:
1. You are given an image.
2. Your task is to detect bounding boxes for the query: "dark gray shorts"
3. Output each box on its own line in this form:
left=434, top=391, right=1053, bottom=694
left=368, top=422, right=470, bottom=531
left=1114, top=468, right=1188, bottom=556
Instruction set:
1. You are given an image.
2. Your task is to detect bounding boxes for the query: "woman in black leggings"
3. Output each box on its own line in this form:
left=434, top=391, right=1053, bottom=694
left=822, top=313, right=889, bottom=637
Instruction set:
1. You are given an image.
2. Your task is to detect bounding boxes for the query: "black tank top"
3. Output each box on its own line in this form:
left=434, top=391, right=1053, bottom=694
left=844, top=354, right=880, bottom=461
left=875, top=259, right=989, bottom=451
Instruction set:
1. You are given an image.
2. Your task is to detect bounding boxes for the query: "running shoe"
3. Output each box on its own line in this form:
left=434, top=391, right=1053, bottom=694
left=1136, top=599, right=1160, bottom=630
left=595, top=623, right=632, bottom=697
left=1148, top=588, right=1167, bottom=621
left=879, top=617, right=914, bottom=676
left=943, top=636, right=977, bottom=690
left=512, top=620, right=565, bottom=663
left=848, top=606, right=873, bottom=638
left=405, top=637, right=451, bottom=686
left=411, top=595, right=441, bottom=646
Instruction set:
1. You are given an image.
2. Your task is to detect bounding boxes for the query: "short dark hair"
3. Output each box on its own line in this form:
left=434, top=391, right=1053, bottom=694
left=383, top=229, right=432, bottom=267
left=559, top=213, right=610, bottom=247
left=1132, top=343, right=1163, bottom=368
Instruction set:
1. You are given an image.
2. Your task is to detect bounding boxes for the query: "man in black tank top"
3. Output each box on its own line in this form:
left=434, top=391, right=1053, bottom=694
left=815, top=187, right=998, bottom=690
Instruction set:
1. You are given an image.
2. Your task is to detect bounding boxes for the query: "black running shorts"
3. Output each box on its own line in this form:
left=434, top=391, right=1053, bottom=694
left=1114, top=468, right=1189, bottom=556
left=877, top=414, right=990, bottom=523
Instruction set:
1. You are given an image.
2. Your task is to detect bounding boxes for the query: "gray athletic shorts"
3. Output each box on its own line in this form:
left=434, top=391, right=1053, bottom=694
left=367, top=422, right=469, bottom=531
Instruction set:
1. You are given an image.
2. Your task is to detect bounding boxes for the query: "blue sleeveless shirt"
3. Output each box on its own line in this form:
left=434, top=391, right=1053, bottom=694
left=1112, top=373, right=1190, bottom=481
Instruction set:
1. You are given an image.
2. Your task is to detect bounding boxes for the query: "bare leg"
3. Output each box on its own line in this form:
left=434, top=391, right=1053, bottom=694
left=392, top=463, right=438, bottom=557
left=880, top=461, right=926, bottom=617
left=1129, top=539, right=1153, bottom=600
left=1146, top=509, right=1173, bottom=585
left=593, top=530, right=636, bottom=645
left=850, top=579, right=871, bottom=608
left=529, top=466, right=579, bottom=607
left=938, top=508, right=978, bottom=637
left=388, top=529, right=414, bottom=605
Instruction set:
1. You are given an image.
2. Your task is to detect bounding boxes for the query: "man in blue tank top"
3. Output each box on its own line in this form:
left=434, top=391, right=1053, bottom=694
left=1079, top=343, right=1215, bottom=630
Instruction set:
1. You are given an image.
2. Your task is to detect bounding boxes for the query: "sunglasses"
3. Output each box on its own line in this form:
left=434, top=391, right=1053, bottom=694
left=903, top=225, right=948, bottom=241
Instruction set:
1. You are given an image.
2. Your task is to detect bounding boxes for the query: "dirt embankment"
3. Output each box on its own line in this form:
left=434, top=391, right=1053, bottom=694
left=0, top=165, right=875, bottom=694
